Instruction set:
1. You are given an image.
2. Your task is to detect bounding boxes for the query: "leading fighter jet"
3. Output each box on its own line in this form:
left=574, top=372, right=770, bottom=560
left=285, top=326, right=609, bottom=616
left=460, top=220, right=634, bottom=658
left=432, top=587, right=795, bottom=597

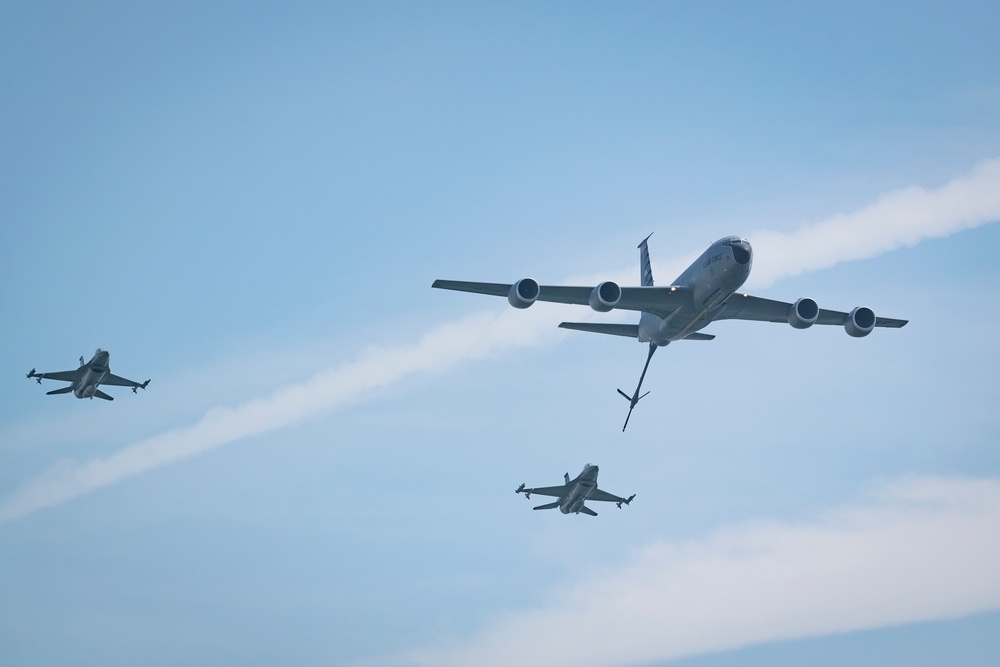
left=434, top=235, right=908, bottom=430
left=516, top=464, right=634, bottom=516
left=26, top=349, right=150, bottom=401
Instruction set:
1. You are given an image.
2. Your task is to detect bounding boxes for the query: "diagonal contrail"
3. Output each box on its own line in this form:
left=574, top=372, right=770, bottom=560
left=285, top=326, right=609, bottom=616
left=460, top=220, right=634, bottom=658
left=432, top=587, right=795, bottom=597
left=2, top=159, right=999, bottom=523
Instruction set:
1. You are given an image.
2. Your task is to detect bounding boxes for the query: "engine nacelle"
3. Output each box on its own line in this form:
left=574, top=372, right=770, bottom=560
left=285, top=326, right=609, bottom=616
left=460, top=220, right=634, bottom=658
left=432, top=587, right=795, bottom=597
left=80, top=385, right=96, bottom=399
left=787, top=297, right=819, bottom=329
left=507, top=278, right=540, bottom=309
left=845, top=306, right=876, bottom=338
left=589, top=281, right=622, bottom=312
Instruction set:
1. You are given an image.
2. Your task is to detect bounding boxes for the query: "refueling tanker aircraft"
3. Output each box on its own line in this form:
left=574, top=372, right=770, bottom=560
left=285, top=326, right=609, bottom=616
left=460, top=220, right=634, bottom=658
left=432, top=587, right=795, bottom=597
left=433, top=235, right=908, bottom=430
left=26, top=349, right=150, bottom=401
left=516, top=463, right=634, bottom=516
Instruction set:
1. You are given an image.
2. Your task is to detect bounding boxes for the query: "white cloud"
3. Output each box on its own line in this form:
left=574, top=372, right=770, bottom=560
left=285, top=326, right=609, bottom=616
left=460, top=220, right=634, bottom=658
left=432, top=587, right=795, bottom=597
left=2, top=160, right=999, bottom=522
left=399, top=476, right=1000, bottom=667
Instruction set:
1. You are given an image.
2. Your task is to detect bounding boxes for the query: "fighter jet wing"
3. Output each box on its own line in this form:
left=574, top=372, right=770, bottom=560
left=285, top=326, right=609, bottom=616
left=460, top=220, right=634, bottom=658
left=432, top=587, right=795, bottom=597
left=588, top=488, right=632, bottom=504
left=32, top=370, right=79, bottom=382
left=100, top=373, right=148, bottom=388
left=432, top=280, right=692, bottom=319
left=521, top=485, right=568, bottom=498
left=715, top=294, right=908, bottom=328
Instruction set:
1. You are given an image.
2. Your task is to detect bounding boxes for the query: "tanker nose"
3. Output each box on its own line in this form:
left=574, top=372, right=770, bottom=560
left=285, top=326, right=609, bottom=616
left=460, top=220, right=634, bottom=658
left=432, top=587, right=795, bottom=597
left=730, top=240, right=752, bottom=265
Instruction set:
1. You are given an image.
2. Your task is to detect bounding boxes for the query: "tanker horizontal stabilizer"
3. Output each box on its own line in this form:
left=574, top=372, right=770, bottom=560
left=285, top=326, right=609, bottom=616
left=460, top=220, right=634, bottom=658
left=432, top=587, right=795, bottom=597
left=558, top=322, right=640, bottom=338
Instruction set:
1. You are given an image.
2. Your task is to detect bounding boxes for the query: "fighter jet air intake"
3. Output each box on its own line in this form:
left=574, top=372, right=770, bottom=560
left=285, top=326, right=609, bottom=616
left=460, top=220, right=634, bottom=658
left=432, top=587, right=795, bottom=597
left=26, top=349, right=150, bottom=401
left=516, top=464, right=635, bottom=516
left=434, top=235, right=908, bottom=430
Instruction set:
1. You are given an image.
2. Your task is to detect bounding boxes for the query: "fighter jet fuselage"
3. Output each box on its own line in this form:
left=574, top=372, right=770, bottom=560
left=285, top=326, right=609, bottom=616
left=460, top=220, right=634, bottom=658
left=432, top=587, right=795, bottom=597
left=560, top=464, right=599, bottom=514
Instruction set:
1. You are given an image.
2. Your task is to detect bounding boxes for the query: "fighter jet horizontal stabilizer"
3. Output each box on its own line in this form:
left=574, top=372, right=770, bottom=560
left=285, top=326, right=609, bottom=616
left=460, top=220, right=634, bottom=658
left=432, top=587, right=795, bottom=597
left=533, top=501, right=561, bottom=511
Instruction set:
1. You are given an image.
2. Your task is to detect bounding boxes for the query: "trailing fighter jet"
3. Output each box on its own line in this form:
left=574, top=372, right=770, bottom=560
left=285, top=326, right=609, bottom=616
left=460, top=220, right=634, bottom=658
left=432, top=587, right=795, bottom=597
left=433, top=234, right=908, bottom=430
left=515, top=464, right=634, bottom=516
left=26, top=349, right=150, bottom=401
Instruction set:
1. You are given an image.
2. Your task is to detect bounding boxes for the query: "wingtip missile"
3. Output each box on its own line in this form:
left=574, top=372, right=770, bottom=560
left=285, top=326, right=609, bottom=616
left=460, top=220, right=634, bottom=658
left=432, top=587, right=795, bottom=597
left=616, top=494, right=636, bottom=509
left=515, top=483, right=525, bottom=494
left=26, top=368, right=35, bottom=379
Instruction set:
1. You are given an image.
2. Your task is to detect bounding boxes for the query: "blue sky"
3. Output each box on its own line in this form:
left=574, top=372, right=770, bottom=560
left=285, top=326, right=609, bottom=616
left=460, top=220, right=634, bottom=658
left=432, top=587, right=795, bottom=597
left=2, top=2, right=1000, bottom=666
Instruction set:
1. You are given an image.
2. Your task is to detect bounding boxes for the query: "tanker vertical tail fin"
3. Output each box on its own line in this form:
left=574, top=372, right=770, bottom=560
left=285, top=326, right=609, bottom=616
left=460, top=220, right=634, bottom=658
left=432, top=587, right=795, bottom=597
left=639, top=233, right=654, bottom=286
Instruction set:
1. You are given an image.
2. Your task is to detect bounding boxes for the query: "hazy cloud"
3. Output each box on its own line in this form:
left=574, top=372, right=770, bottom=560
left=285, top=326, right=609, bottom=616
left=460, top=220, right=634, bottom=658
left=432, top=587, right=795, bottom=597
left=400, top=476, right=1000, bottom=667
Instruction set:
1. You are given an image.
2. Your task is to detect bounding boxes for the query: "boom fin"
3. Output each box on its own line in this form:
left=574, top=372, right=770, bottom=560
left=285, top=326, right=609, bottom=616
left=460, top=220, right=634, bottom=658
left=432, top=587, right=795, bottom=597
left=619, top=342, right=658, bottom=431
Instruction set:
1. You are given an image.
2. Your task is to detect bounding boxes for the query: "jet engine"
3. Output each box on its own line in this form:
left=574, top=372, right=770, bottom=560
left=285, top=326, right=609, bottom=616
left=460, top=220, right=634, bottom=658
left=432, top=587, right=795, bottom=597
left=80, top=385, right=96, bottom=399
left=787, top=297, right=819, bottom=329
left=589, top=281, right=622, bottom=312
left=507, top=278, right=540, bottom=309
left=845, top=306, right=876, bottom=338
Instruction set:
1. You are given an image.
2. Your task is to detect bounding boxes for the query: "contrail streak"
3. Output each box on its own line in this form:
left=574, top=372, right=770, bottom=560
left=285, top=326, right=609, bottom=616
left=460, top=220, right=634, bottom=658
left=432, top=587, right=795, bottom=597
left=2, top=159, right=999, bottom=523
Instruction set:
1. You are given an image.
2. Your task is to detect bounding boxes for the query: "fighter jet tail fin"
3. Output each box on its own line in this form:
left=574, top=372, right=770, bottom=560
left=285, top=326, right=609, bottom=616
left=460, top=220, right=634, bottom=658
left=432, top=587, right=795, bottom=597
left=532, top=501, right=561, bottom=511
left=46, top=386, right=74, bottom=395
left=579, top=506, right=598, bottom=517
left=94, top=390, right=114, bottom=401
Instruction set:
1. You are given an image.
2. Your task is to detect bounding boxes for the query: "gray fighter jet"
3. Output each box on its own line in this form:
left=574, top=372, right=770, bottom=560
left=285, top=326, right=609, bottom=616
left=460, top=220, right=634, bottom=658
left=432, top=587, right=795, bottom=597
left=434, top=235, right=908, bottom=430
left=516, top=464, right=635, bottom=516
left=27, top=349, right=149, bottom=401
